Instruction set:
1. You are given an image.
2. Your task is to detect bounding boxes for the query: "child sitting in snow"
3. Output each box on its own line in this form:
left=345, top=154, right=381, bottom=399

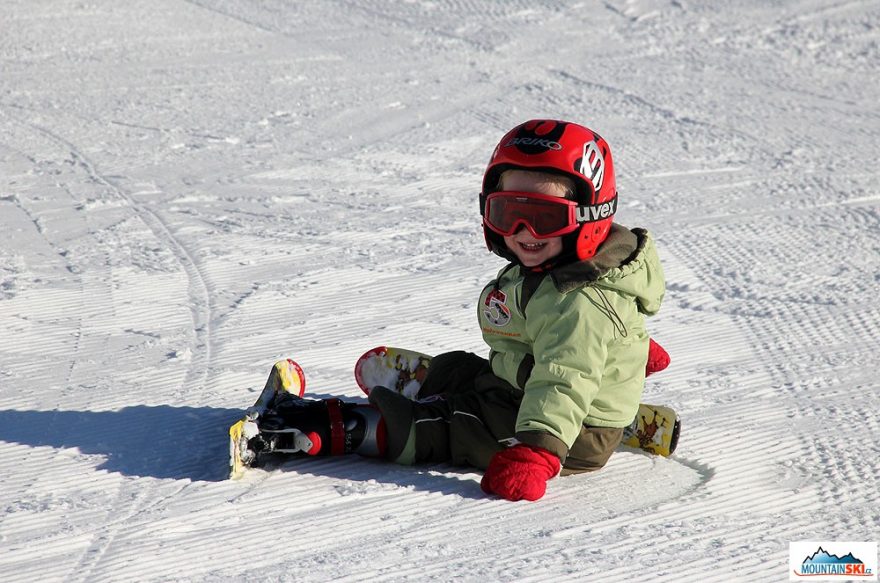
left=245, top=119, right=668, bottom=502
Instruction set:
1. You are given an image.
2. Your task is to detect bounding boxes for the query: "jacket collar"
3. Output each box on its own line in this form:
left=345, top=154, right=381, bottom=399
left=549, top=224, right=642, bottom=293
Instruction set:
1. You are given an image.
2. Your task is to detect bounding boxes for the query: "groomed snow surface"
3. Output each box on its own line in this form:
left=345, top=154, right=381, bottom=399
left=1, top=1, right=878, bottom=581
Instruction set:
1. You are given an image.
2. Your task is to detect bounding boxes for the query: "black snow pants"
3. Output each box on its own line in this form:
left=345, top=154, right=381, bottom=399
left=368, top=351, right=622, bottom=474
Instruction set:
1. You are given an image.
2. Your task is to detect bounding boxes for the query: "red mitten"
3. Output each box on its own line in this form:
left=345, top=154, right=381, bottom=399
left=481, top=444, right=561, bottom=502
left=646, top=338, right=670, bottom=377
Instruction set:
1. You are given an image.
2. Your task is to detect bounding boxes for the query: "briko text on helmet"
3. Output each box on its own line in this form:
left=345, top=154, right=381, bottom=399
left=503, top=137, right=563, bottom=150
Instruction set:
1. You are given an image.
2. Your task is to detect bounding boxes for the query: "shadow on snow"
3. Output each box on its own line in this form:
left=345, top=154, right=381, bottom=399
left=0, top=405, right=488, bottom=497
left=0, top=405, right=242, bottom=482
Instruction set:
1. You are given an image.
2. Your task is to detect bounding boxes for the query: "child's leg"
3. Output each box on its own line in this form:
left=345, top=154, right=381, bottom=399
left=560, top=426, right=624, bottom=475
left=445, top=383, right=522, bottom=469
left=365, top=350, right=499, bottom=466
left=369, top=372, right=522, bottom=470
left=416, top=351, right=489, bottom=398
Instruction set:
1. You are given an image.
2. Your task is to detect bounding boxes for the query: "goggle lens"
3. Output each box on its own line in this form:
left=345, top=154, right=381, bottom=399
left=484, top=192, right=579, bottom=238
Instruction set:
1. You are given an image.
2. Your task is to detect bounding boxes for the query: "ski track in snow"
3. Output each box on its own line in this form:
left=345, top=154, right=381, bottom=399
left=1, top=0, right=879, bottom=581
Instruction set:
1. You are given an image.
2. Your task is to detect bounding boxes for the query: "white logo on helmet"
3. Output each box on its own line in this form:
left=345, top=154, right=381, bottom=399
left=579, top=141, right=605, bottom=191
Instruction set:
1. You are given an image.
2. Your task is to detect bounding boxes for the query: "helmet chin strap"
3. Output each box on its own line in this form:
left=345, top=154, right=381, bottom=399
left=518, top=241, right=580, bottom=273
left=537, top=231, right=582, bottom=270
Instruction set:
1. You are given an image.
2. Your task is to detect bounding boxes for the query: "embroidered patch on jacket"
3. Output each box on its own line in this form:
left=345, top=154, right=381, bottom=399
left=484, top=289, right=512, bottom=327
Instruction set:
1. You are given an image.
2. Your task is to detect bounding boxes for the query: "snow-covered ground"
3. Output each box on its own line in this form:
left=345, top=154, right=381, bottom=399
left=1, top=0, right=878, bottom=581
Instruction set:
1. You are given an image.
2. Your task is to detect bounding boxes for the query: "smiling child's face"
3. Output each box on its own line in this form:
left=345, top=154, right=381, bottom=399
left=499, top=170, right=574, bottom=268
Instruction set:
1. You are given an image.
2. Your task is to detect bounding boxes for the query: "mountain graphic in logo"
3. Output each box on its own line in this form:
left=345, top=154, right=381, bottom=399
left=803, top=547, right=864, bottom=565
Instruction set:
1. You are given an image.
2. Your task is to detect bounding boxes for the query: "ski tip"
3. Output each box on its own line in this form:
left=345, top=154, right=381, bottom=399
left=229, top=420, right=246, bottom=480
left=354, top=346, right=388, bottom=395
left=274, top=358, right=306, bottom=397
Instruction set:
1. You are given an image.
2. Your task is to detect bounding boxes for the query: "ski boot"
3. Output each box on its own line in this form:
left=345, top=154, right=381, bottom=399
left=245, top=392, right=387, bottom=465
left=230, top=359, right=307, bottom=479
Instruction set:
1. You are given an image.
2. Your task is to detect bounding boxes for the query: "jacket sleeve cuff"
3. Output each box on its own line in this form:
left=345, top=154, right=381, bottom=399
left=515, top=430, right=568, bottom=463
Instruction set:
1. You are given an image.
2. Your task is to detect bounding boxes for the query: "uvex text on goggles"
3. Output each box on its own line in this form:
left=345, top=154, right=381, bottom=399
left=483, top=191, right=618, bottom=239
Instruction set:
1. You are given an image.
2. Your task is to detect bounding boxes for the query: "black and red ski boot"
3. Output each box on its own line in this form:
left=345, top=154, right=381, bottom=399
left=247, top=393, right=387, bottom=462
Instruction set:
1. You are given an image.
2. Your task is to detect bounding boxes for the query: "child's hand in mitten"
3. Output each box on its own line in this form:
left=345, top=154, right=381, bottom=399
left=480, top=444, right=561, bottom=501
left=646, top=338, right=670, bottom=376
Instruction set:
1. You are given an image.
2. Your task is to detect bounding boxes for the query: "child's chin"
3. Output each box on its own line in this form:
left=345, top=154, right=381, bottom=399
left=516, top=253, right=547, bottom=267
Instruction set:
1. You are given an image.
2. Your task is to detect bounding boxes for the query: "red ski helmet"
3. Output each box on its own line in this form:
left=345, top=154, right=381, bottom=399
left=480, top=119, right=617, bottom=264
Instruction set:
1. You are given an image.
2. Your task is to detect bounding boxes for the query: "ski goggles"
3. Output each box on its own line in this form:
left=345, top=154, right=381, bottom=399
left=483, top=191, right=618, bottom=239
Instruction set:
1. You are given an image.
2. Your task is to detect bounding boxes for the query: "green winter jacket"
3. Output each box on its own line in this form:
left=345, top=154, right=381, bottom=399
left=478, top=225, right=665, bottom=458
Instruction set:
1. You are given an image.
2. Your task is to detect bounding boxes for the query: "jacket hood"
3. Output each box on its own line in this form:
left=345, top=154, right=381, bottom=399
left=549, top=224, right=665, bottom=316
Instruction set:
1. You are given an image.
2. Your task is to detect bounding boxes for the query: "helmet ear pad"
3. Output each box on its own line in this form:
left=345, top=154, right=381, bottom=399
left=573, top=214, right=615, bottom=261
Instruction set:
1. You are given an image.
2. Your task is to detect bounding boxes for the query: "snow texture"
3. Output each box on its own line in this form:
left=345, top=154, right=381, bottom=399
left=1, top=0, right=879, bottom=581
